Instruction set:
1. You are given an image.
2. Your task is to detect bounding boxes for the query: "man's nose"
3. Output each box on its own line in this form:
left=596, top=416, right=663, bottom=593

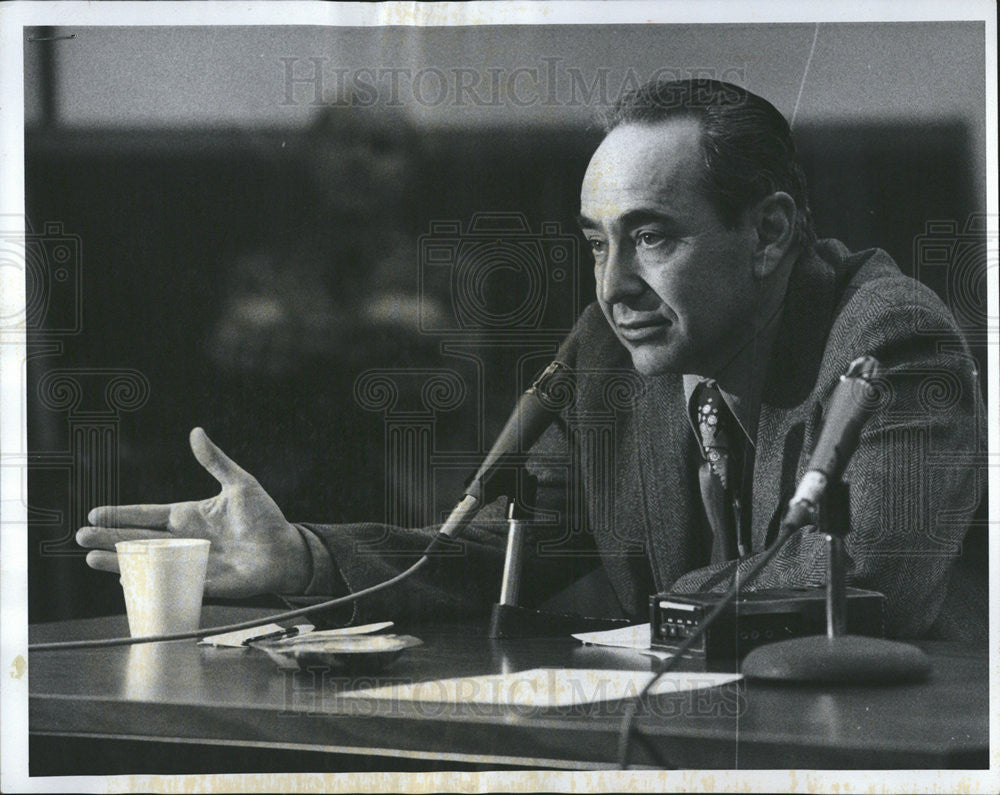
left=597, top=243, right=644, bottom=305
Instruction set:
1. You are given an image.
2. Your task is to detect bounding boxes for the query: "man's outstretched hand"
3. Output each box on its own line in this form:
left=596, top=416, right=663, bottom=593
left=77, top=427, right=309, bottom=598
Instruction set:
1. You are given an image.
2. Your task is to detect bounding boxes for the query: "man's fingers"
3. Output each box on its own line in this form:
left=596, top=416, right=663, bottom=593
left=88, top=504, right=172, bottom=528
left=189, top=426, right=252, bottom=486
left=85, top=550, right=121, bottom=574
left=76, top=526, right=173, bottom=550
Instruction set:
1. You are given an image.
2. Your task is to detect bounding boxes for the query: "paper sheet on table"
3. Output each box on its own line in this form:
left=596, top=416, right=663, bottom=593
left=572, top=622, right=651, bottom=650
left=343, top=667, right=740, bottom=707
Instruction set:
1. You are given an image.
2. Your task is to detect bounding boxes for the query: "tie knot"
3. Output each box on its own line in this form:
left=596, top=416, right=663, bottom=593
left=693, top=380, right=727, bottom=431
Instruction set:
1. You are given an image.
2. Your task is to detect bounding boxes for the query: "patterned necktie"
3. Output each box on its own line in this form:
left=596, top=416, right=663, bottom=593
left=694, top=380, right=736, bottom=489
left=692, top=379, right=745, bottom=561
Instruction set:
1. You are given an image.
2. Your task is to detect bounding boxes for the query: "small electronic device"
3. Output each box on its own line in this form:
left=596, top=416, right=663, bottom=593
left=650, top=588, right=885, bottom=663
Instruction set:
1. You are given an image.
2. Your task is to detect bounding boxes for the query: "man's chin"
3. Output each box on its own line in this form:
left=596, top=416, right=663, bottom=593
left=626, top=345, right=684, bottom=376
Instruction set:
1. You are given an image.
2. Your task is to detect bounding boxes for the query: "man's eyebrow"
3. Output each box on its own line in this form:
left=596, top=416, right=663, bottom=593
left=575, top=208, right=678, bottom=231
left=621, top=208, right=678, bottom=228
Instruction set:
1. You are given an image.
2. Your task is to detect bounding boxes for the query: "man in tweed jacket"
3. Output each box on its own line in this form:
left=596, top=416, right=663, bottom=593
left=79, top=80, right=986, bottom=641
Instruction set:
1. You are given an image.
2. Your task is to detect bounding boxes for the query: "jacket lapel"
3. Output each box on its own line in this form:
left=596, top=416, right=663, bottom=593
left=633, top=373, right=710, bottom=591
left=574, top=368, right=707, bottom=616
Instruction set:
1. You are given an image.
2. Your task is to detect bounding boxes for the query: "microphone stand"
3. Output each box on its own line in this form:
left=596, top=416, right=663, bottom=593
left=741, top=478, right=931, bottom=683
left=487, top=469, right=631, bottom=639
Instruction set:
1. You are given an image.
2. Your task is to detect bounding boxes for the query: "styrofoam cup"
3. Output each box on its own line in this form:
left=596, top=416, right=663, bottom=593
left=116, top=538, right=210, bottom=638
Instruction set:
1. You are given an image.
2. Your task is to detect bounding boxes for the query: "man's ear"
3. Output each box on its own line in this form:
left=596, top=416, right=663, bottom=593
left=752, top=191, right=798, bottom=279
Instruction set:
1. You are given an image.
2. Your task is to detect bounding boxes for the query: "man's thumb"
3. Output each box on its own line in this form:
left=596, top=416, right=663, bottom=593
left=189, top=427, right=250, bottom=486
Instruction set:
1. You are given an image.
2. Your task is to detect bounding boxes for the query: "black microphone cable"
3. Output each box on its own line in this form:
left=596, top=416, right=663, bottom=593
left=617, top=519, right=800, bottom=769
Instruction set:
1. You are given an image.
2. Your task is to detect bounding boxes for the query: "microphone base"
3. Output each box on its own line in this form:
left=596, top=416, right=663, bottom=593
left=740, top=634, right=931, bottom=684
left=488, top=602, right=631, bottom=639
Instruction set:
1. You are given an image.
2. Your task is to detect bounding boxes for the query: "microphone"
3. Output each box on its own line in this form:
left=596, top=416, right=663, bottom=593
left=783, top=355, right=881, bottom=530
left=437, top=359, right=570, bottom=539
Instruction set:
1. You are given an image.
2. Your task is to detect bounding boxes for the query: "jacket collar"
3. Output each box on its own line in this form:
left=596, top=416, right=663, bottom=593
left=760, top=242, right=842, bottom=410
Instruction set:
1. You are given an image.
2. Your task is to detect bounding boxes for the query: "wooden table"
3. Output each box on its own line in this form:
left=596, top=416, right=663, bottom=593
left=28, top=606, right=988, bottom=773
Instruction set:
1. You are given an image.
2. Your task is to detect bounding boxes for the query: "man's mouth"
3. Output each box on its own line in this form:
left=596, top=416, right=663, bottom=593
left=616, top=318, right=670, bottom=342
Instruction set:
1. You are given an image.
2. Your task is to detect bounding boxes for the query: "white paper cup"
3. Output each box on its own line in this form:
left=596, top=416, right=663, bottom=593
left=116, top=538, right=210, bottom=638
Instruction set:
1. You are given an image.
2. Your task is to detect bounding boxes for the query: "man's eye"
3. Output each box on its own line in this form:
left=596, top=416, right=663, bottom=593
left=587, top=238, right=607, bottom=255
left=635, top=231, right=667, bottom=248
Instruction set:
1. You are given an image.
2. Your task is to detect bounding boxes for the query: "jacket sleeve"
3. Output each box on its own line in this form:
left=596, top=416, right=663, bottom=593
left=668, top=295, right=986, bottom=640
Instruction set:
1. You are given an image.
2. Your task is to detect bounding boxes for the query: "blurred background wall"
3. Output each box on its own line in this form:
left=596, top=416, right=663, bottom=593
left=24, top=22, right=988, bottom=621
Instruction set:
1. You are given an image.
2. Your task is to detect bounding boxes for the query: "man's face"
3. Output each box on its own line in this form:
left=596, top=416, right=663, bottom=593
left=578, top=119, right=761, bottom=377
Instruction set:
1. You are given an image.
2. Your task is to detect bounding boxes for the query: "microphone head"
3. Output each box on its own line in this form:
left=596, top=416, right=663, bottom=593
left=844, top=355, right=878, bottom=380
left=526, top=360, right=575, bottom=413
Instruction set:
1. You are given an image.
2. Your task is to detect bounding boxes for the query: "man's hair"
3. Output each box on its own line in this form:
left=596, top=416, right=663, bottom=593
left=605, top=78, right=816, bottom=251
